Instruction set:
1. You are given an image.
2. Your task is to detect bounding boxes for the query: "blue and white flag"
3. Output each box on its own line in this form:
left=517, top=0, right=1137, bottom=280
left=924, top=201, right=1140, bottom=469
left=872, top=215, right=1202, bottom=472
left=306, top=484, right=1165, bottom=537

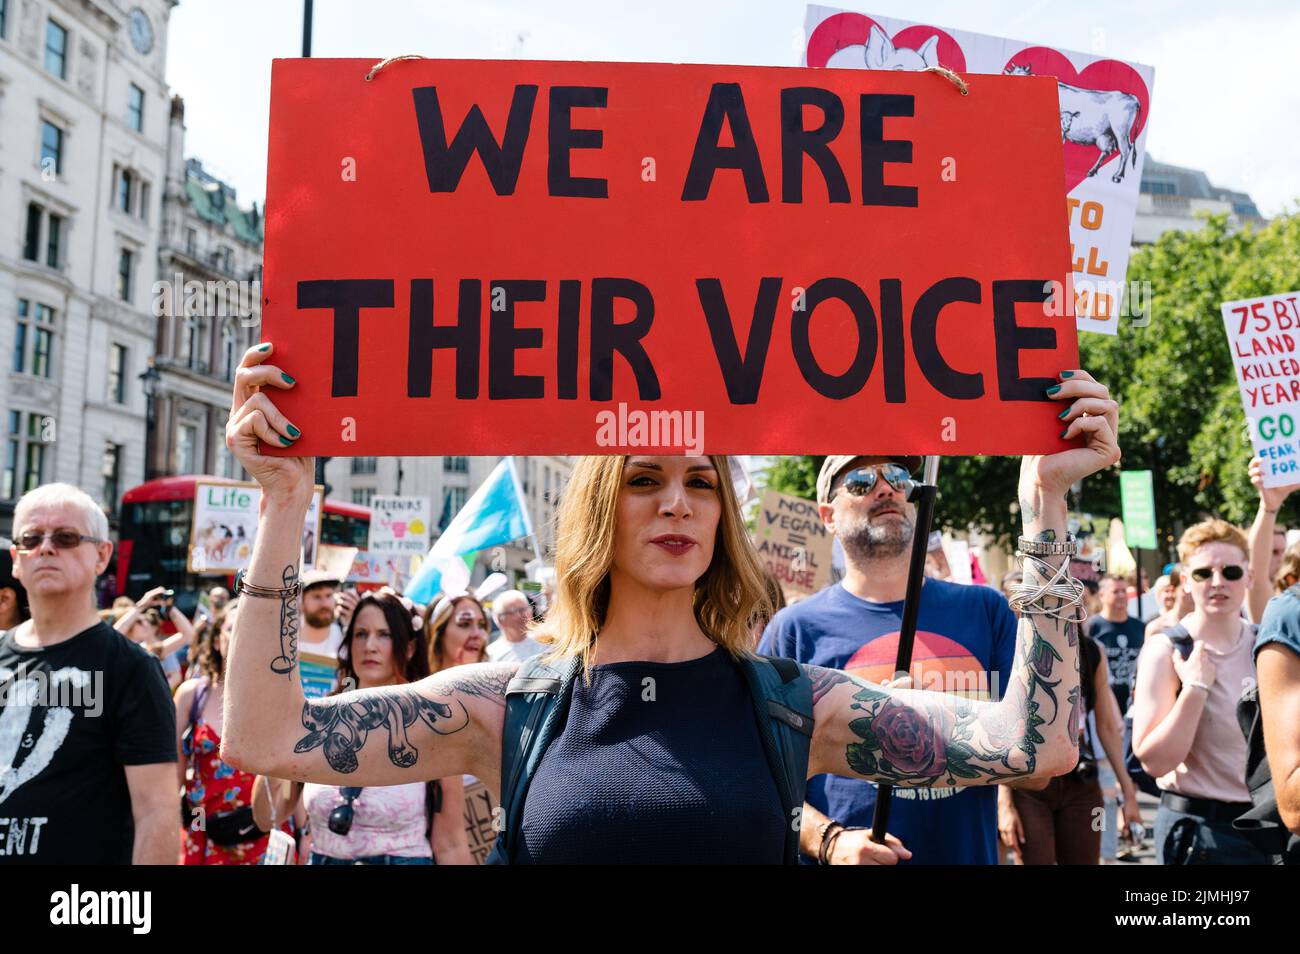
left=406, top=458, right=532, bottom=603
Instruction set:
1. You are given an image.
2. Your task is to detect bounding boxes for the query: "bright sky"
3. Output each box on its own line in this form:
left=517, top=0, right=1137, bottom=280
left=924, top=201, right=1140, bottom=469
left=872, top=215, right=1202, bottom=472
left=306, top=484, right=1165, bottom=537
left=166, top=0, right=1298, bottom=215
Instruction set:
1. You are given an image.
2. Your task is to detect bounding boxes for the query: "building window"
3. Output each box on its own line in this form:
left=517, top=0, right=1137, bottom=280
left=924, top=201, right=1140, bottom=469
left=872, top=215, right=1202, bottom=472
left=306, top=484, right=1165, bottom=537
left=12, top=300, right=27, bottom=372
left=139, top=181, right=150, bottom=222
left=102, top=443, right=121, bottom=515
left=441, top=487, right=467, bottom=528
left=23, top=204, right=40, bottom=261
left=45, top=214, right=61, bottom=268
left=352, top=487, right=375, bottom=506
left=351, top=457, right=378, bottom=475
left=117, top=248, right=133, bottom=302
left=40, top=120, right=63, bottom=176
left=117, top=168, right=133, bottom=212
left=216, top=440, right=238, bottom=480
left=221, top=322, right=237, bottom=382
left=127, top=84, right=144, bottom=132
left=443, top=456, right=469, bottom=473
left=1, top=0, right=8, bottom=41
left=13, top=301, right=55, bottom=378
left=176, top=423, right=197, bottom=474
left=44, top=20, right=67, bottom=79
left=5, top=411, right=49, bottom=498
left=185, top=228, right=197, bottom=257
left=108, top=343, right=127, bottom=404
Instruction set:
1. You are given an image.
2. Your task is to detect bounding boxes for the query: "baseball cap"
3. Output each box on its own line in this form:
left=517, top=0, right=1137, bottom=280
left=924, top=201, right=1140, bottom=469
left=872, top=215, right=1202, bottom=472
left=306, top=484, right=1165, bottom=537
left=816, top=455, right=924, bottom=506
left=300, top=568, right=342, bottom=592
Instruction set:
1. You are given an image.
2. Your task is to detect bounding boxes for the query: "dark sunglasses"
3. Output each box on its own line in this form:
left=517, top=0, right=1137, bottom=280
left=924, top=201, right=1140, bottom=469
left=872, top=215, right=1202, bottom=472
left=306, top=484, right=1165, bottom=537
left=328, top=787, right=364, bottom=836
left=1189, top=564, right=1245, bottom=582
left=836, top=463, right=914, bottom=498
left=15, top=529, right=103, bottom=551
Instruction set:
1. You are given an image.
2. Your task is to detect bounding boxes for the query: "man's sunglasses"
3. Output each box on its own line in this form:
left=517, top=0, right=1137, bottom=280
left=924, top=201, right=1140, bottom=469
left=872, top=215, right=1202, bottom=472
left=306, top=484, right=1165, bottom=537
left=15, top=529, right=104, bottom=551
left=836, top=463, right=915, bottom=499
left=1188, top=564, right=1245, bottom=583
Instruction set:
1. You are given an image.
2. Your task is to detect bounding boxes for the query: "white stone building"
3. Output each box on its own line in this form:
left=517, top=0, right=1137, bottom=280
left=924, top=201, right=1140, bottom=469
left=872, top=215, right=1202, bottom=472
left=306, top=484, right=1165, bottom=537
left=149, top=98, right=262, bottom=483
left=325, top=454, right=573, bottom=583
left=0, top=0, right=176, bottom=532
left=1133, top=157, right=1266, bottom=244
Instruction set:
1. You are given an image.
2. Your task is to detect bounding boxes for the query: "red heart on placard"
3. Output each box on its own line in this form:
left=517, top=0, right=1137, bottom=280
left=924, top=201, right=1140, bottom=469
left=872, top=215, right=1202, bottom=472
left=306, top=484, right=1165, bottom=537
left=1003, top=47, right=1150, bottom=192
left=807, top=12, right=966, bottom=72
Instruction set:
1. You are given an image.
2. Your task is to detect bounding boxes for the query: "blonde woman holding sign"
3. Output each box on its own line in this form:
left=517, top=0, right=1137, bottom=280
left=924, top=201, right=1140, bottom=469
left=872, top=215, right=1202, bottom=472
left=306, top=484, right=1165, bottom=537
left=221, top=343, right=1118, bottom=864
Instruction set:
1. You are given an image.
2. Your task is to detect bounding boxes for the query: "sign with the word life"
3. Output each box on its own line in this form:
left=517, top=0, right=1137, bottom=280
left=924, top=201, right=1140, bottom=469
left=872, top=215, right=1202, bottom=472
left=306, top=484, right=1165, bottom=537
left=189, top=480, right=323, bottom=574
left=262, top=57, right=1079, bottom=457
left=755, top=489, right=833, bottom=598
left=803, top=6, right=1155, bottom=334
left=1222, top=291, right=1300, bottom=487
left=367, top=495, right=432, bottom=556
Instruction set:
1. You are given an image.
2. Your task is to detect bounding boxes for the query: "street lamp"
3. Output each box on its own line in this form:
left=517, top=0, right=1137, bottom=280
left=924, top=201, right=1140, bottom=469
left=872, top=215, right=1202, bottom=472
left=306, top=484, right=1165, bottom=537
left=139, top=361, right=161, bottom=481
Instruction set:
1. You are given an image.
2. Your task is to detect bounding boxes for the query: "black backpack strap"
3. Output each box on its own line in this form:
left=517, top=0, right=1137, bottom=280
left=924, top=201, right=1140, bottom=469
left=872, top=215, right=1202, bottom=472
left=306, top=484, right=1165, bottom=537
left=740, top=654, right=814, bottom=864
left=485, top=654, right=580, bottom=865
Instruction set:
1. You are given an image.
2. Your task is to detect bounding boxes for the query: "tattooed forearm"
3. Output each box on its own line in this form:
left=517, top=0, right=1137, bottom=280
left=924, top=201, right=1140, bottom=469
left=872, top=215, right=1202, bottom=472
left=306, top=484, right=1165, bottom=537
left=807, top=665, right=852, bottom=705
left=294, top=686, right=471, bottom=773
left=440, top=668, right=512, bottom=707
left=269, top=564, right=299, bottom=678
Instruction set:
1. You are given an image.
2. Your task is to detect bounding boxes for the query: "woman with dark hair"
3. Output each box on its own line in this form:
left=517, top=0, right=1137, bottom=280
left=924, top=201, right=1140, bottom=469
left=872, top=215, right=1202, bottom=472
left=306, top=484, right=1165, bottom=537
left=223, top=344, right=1118, bottom=864
left=257, top=590, right=471, bottom=864
left=176, top=603, right=279, bottom=864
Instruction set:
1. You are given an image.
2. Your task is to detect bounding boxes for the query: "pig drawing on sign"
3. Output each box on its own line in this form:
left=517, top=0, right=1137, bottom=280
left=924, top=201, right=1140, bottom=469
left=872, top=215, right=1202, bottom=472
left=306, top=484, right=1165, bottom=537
left=1003, top=64, right=1141, bottom=183
left=825, top=24, right=940, bottom=71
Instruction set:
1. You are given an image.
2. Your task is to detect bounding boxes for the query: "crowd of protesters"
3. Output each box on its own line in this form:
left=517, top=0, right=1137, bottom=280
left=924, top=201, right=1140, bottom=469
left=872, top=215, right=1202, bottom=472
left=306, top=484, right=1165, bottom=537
left=1, top=411, right=1298, bottom=864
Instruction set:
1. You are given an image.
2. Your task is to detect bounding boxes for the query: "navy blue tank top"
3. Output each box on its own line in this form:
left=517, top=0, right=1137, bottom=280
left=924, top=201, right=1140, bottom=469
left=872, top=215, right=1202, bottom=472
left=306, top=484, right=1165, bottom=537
left=513, top=645, right=786, bottom=864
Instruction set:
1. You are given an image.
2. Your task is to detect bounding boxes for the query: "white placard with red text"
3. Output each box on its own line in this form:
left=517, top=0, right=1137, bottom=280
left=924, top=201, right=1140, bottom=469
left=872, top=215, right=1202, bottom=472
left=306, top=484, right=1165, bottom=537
left=1222, top=291, right=1300, bottom=487
left=802, top=6, right=1155, bottom=334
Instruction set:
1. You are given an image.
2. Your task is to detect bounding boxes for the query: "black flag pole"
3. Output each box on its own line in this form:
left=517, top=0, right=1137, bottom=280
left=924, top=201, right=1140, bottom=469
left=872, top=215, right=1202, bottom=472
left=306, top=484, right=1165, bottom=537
left=870, top=455, right=940, bottom=843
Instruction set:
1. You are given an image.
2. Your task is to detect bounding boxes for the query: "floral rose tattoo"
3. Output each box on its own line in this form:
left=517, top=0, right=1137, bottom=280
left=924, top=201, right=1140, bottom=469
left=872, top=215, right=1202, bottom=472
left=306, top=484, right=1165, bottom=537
left=816, top=606, right=1073, bottom=786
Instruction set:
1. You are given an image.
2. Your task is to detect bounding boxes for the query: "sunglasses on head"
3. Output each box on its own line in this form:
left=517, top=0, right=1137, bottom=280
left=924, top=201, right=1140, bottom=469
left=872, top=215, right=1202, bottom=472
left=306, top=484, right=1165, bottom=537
left=1189, top=564, right=1245, bottom=582
left=836, top=463, right=914, bottom=498
left=15, top=529, right=102, bottom=551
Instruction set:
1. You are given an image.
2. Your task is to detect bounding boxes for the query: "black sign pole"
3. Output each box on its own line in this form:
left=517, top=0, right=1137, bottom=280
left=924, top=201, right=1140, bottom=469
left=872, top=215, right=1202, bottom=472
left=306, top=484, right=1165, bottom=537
left=870, top=455, right=940, bottom=843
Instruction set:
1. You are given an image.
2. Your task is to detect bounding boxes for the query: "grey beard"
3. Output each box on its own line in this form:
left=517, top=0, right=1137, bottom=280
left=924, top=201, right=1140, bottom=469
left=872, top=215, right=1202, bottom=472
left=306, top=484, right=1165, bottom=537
left=840, top=512, right=915, bottom=562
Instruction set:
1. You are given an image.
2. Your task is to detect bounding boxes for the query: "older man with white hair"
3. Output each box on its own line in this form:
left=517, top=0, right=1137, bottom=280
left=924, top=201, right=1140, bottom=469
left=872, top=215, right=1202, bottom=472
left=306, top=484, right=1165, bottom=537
left=0, top=483, right=177, bottom=864
left=485, top=589, right=543, bottom=663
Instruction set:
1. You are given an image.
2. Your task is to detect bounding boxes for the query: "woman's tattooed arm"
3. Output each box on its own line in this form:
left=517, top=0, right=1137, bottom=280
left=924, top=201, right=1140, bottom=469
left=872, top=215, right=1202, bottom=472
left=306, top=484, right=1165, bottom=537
left=286, top=662, right=519, bottom=780
left=808, top=476, right=1081, bottom=786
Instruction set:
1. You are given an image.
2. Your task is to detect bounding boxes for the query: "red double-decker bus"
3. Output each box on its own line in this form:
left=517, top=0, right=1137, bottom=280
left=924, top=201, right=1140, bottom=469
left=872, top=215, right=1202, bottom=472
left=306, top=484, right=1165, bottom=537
left=115, top=476, right=369, bottom=614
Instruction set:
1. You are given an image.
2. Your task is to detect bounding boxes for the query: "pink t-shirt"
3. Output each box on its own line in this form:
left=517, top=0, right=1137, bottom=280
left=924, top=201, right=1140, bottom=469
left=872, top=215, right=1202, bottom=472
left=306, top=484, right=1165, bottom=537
left=1151, top=626, right=1256, bottom=803
left=305, top=782, right=432, bottom=860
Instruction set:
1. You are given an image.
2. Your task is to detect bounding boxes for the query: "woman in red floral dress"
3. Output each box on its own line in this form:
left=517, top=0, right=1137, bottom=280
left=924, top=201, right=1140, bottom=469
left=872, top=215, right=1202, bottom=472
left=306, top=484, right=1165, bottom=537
left=175, top=604, right=283, bottom=864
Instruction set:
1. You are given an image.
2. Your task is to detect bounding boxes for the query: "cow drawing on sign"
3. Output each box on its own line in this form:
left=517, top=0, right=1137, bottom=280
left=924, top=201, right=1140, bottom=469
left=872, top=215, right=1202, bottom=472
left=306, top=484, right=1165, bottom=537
left=825, top=24, right=940, bottom=71
left=1004, top=63, right=1142, bottom=183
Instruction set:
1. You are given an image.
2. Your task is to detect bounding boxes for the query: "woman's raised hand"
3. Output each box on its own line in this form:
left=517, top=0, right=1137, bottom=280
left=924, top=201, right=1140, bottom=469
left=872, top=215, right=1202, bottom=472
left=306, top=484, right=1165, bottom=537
left=226, top=343, right=313, bottom=505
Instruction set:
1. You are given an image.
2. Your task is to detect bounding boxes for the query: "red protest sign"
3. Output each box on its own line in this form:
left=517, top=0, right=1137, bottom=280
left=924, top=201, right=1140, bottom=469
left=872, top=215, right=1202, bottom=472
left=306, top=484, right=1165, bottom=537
left=262, top=58, right=1077, bottom=456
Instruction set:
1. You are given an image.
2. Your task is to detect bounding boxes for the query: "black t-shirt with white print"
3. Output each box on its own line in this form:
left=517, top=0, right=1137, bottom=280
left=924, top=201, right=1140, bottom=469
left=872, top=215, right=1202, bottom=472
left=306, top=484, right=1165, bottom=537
left=0, top=622, right=176, bottom=864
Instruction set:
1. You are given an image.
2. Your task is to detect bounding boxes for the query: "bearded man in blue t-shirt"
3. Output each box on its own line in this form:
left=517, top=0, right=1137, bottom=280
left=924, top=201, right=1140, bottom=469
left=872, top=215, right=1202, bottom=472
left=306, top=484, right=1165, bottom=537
left=759, top=455, right=1017, bottom=865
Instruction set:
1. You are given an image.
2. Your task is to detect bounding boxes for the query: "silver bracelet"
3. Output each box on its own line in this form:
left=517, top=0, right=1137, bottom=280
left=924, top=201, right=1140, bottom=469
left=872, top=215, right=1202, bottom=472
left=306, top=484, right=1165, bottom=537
left=1008, top=552, right=1085, bottom=619
left=1016, top=534, right=1078, bottom=557
left=1185, top=680, right=1211, bottom=693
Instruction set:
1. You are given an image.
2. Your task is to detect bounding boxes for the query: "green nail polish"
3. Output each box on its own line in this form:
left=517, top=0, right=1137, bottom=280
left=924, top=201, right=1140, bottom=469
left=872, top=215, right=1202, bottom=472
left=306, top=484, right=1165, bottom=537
left=281, top=372, right=295, bottom=384
left=279, top=434, right=294, bottom=446
left=1060, top=429, right=1070, bottom=439
left=1046, top=384, right=1062, bottom=395
left=1060, top=370, right=1075, bottom=378
left=258, top=343, right=271, bottom=352
left=1058, top=408, right=1069, bottom=420
left=286, top=423, right=301, bottom=438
